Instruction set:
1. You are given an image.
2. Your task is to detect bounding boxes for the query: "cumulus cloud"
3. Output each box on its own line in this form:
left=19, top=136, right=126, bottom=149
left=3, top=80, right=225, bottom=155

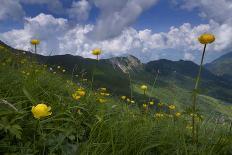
left=0, top=13, right=224, bottom=63
left=174, top=0, right=232, bottom=24
left=184, top=53, right=195, bottom=61
left=0, top=0, right=24, bottom=21
left=89, top=0, right=159, bottom=40
left=0, top=13, right=68, bottom=55
left=1, top=0, right=232, bottom=63
left=68, top=0, right=91, bottom=22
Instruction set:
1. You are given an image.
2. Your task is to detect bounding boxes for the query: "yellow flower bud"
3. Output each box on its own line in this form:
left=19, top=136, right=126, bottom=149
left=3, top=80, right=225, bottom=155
left=140, top=85, right=147, bottom=90
left=30, top=39, right=40, bottom=45
left=121, top=96, right=126, bottom=100
left=92, top=48, right=102, bottom=56
left=198, top=33, right=215, bottom=44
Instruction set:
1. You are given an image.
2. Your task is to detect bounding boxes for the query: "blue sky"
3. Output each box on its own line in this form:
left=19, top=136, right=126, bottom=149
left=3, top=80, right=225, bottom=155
left=0, top=0, right=231, bottom=63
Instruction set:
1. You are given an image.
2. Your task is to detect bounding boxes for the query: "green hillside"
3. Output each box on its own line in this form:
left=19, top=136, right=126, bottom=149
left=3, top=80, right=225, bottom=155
left=205, top=52, right=232, bottom=76
left=0, top=43, right=232, bottom=154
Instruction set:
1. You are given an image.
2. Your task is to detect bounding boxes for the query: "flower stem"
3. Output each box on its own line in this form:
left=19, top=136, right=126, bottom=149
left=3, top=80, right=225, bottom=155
left=149, top=69, right=159, bottom=101
left=192, top=44, right=207, bottom=143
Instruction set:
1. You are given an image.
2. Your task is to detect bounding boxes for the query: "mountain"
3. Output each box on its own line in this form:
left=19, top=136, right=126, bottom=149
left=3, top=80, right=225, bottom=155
left=146, top=59, right=232, bottom=103
left=1, top=40, right=232, bottom=103
left=205, top=52, right=232, bottom=77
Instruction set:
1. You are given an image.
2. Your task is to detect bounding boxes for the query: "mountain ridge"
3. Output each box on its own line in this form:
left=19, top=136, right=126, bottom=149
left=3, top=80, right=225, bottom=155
left=1, top=40, right=231, bottom=103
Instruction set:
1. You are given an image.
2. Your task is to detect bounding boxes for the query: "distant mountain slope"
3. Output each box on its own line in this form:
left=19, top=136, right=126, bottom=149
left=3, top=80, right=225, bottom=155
left=205, top=52, right=232, bottom=76
left=145, top=59, right=232, bottom=103
left=1, top=40, right=231, bottom=103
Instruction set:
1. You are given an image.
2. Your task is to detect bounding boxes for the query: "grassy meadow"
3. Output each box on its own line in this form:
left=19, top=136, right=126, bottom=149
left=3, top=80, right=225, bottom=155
left=0, top=45, right=232, bottom=155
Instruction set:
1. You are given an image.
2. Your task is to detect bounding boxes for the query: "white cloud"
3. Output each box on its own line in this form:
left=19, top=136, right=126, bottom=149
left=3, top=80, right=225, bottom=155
left=0, top=0, right=24, bottom=21
left=0, top=11, right=231, bottom=63
left=68, top=0, right=91, bottom=21
left=175, top=0, right=232, bottom=24
left=184, top=53, right=195, bottom=61
left=89, top=0, right=159, bottom=40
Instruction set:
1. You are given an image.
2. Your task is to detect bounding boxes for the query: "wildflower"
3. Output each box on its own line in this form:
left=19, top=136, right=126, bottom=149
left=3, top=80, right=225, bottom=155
left=186, top=125, right=193, bottom=130
left=121, top=96, right=126, bottom=100
left=30, top=39, right=40, bottom=54
left=127, top=98, right=130, bottom=102
left=57, top=66, right=61, bottom=69
left=131, top=100, right=135, bottom=104
left=155, top=113, right=164, bottom=118
left=168, top=105, right=176, bottom=110
left=100, top=87, right=107, bottom=91
left=143, top=104, right=147, bottom=108
left=77, top=90, right=85, bottom=96
left=100, top=92, right=105, bottom=96
left=30, top=39, right=40, bottom=45
left=62, top=69, right=66, bottom=73
left=72, top=93, right=81, bottom=100
left=149, top=101, right=154, bottom=105
left=104, top=93, right=110, bottom=96
left=31, top=103, right=52, bottom=119
left=140, top=85, right=147, bottom=94
left=175, top=112, right=181, bottom=117
left=26, top=72, right=30, bottom=76
left=98, top=98, right=107, bottom=103
left=92, top=48, right=102, bottom=60
left=198, top=34, right=215, bottom=44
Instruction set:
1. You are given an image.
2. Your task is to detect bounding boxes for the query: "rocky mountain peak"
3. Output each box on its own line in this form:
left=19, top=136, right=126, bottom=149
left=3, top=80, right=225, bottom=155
left=109, top=55, right=143, bottom=73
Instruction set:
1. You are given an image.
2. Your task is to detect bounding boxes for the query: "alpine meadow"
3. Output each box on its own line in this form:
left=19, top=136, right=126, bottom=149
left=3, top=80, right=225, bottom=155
left=0, top=0, right=232, bottom=155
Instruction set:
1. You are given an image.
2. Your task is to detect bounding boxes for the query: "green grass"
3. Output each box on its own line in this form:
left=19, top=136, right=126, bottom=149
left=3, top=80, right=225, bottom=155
left=0, top=46, right=232, bottom=154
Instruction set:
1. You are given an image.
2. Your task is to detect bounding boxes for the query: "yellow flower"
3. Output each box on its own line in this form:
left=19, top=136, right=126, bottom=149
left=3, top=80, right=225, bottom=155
left=175, top=112, right=181, bottom=117
left=98, top=98, right=107, bottom=103
left=186, top=125, right=193, bottom=130
left=31, top=103, right=52, bottom=119
left=155, top=113, right=164, bottom=118
left=121, top=96, right=126, bottom=100
left=30, top=39, right=40, bottom=45
left=198, top=33, right=215, bottom=44
left=140, top=85, right=148, bottom=91
left=143, top=104, right=147, bottom=108
left=100, top=87, right=107, bottom=91
left=78, top=87, right=84, bottom=91
left=104, top=93, right=110, bottom=96
left=100, top=92, right=105, bottom=96
left=73, top=95, right=81, bottom=100
left=149, top=101, right=154, bottom=105
left=92, top=48, right=102, bottom=56
left=77, top=90, right=85, bottom=96
left=168, top=105, right=176, bottom=110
